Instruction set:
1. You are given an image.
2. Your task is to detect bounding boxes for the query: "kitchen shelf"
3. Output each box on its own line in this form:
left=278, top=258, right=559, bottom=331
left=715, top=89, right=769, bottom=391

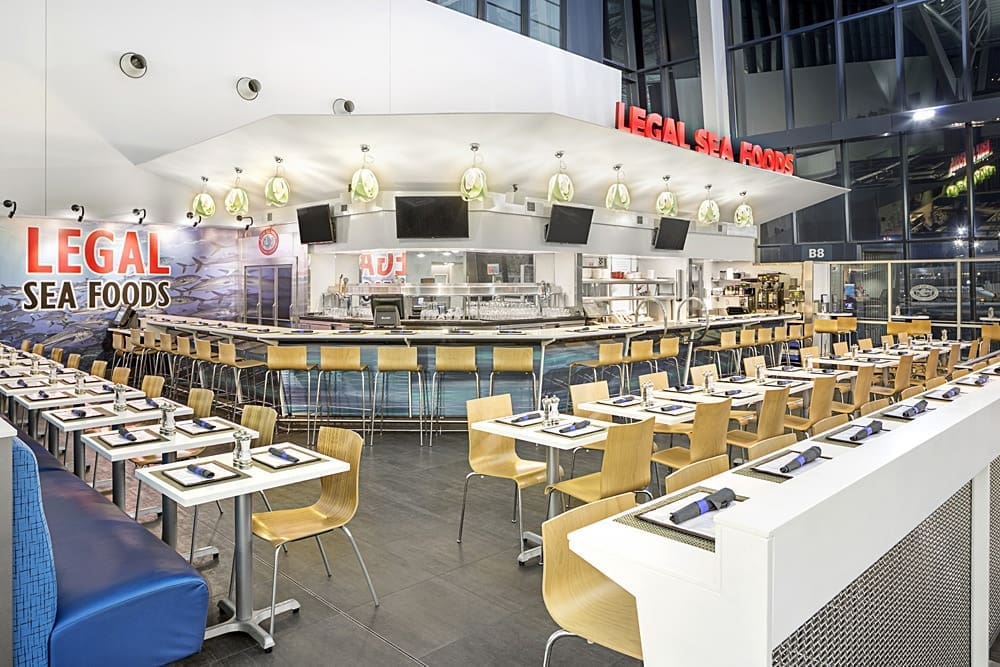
left=581, top=279, right=677, bottom=285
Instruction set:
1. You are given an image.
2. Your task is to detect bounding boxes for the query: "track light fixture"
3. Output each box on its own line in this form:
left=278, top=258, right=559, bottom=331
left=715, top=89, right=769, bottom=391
left=186, top=211, right=202, bottom=227
left=70, top=204, right=85, bottom=223
left=132, top=207, right=147, bottom=224
left=119, top=52, right=147, bottom=79
left=2, top=199, right=15, bottom=218
left=236, top=77, right=261, bottom=101
left=236, top=215, right=254, bottom=231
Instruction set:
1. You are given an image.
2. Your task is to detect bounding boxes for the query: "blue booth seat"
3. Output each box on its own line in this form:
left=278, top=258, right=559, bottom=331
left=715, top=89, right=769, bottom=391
left=15, top=437, right=209, bottom=666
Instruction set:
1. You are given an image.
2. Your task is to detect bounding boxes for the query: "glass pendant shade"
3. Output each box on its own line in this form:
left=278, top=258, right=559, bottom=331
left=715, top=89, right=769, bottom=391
left=655, top=176, right=678, bottom=216
left=733, top=191, right=754, bottom=227
left=547, top=151, right=574, bottom=203
left=351, top=145, right=379, bottom=203
left=224, top=168, right=249, bottom=216
left=459, top=144, right=487, bottom=202
left=605, top=164, right=630, bottom=210
left=265, top=157, right=290, bottom=207
left=696, top=185, right=719, bottom=225
left=192, top=177, right=216, bottom=217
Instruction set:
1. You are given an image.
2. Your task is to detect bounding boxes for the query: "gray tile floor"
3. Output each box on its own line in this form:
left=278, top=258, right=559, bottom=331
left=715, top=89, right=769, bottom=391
left=81, top=423, right=641, bottom=666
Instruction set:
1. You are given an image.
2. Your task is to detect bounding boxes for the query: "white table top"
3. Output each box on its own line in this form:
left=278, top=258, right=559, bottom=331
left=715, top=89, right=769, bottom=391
left=0, top=374, right=108, bottom=397
left=763, top=366, right=857, bottom=381
left=135, top=442, right=349, bottom=506
left=470, top=415, right=616, bottom=452
left=81, top=417, right=256, bottom=462
left=42, top=397, right=193, bottom=432
left=14, top=386, right=144, bottom=411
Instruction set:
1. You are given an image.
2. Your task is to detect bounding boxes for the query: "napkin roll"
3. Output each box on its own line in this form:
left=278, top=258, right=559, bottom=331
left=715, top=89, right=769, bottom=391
left=850, top=420, right=883, bottom=441
left=193, top=418, right=216, bottom=430
left=186, top=464, right=215, bottom=479
left=669, top=488, right=736, bottom=525
left=779, top=446, right=822, bottom=473
left=511, top=412, right=541, bottom=423
left=268, top=447, right=300, bottom=463
left=559, top=420, right=590, bottom=433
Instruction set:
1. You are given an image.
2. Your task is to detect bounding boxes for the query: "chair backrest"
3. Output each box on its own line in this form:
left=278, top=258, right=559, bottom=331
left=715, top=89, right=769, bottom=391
left=664, top=455, right=728, bottom=493
left=314, top=427, right=365, bottom=523
left=755, top=387, right=791, bottom=440
left=742, top=355, right=765, bottom=377
left=860, top=398, right=890, bottom=416
left=110, top=366, right=130, bottom=385
left=880, top=334, right=894, bottom=347
left=858, top=338, right=873, bottom=351
left=218, top=342, right=238, bottom=365
left=376, top=347, right=418, bottom=372
left=570, top=381, right=610, bottom=419
left=689, top=399, right=732, bottom=462
left=599, top=418, right=655, bottom=498
left=159, top=333, right=174, bottom=352
left=756, top=328, right=772, bottom=344
left=636, top=371, right=668, bottom=390
left=738, top=329, right=755, bottom=346
left=832, top=341, right=848, bottom=356
left=320, top=346, right=363, bottom=371
left=814, top=319, right=839, bottom=335
left=242, top=405, right=277, bottom=446
left=804, top=322, right=814, bottom=337
left=806, top=375, right=836, bottom=421
left=942, top=342, right=961, bottom=376
left=920, top=349, right=940, bottom=378
left=65, top=353, right=80, bottom=369
left=952, top=368, right=970, bottom=379
left=799, top=346, right=819, bottom=366
left=911, top=319, right=932, bottom=336
left=925, top=375, right=947, bottom=389
left=541, top=493, right=641, bottom=661
left=50, top=348, right=64, bottom=364
left=176, top=336, right=192, bottom=356
left=90, top=359, right=107, bottom=378
left=892, top=354, right=914, bottom=390
left=886, top=321, right=909, bottom=336
left=689, top=364, right=716, bottom=386
left=627, top=340, right=654, bottom=362
left=718, top=331, right=737, bottom=348
left=899, top=385, right=924, bottom=400
left=745, top=433, right=798, bottom=463
left=658, top=337, right=680, bottom=358
left=187, top=388, right=214, bottom=419
left=973, top=360, right=989, bottom=371
left=141, top=375, right=165, bottom=399
left=266, top=345, right=310, bottom=371
left=788, top=324, right=803, bottom=340
left=435, top=347, right=477, bottom=372
left=142, top=330, right=158, bottom=348
left=847, top=364, right=875, bottom=409
left=19, top=340, right=31, bottom=352
left=31, top=343, right=44, bottom=356
left=193, top=338, right=214, bottom=361
left=598, top=343, right=624, bottom=364
left=812, top=413, right=849, bottom=435
left=981, top=339, right=992, bottom=357
left=772, top=326, right=788, bottom=343
left=897, top=331, right=909, bottom=344
left=838, top=317, right=858, bottom=334
left=466, top=395, right=518, bottom=471
left=129, top=329, right=142, bottom=346
left=492, top=347, right=534, bottom=373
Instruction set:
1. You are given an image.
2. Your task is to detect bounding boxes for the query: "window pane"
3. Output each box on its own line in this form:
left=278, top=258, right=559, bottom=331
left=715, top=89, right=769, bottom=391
left=860, top=243, right=904, bottom=260
left=972, top=123, right=1000, bottom=237
left=638, top=0, right=660, bottom=68
left=843, top=12, right=898, bottom=119
left=605, top=0, right=630, bottom=65
left=972, top=2, right=1000, bottom=99
left=790, top=27, right=838, bottom=128
left=432, top=0, right=478, bottom=17
left=759, top=214, right=793, bottom=245
left=907, top=128, right=969, bottom=239
left=848, top=136, right=904, bottom=240
left=731, top=40, right=785, bottom=135
left=663, top=0, right=698, bottom=62
left=789, top=0, right=833, bottom=30
left=669, top=60, right=703, bottom=129
left=840, top=0, right=891, bottom=16
left=901, top=0, right=963, bottom=109
left=729, top=0, right=781, bottom=44
left=898, top=260, right=966, bottom=324
left=621, top=76, right=639, bottom=106
left=795, top=144, right=846, bottom=242
left=971, top=258, right=1000, bottom=321
left=641, top=70, right=664, bottom=114
left=529, top=0, right=561, bottom=46
left=486, top=0, right=521, bottom=32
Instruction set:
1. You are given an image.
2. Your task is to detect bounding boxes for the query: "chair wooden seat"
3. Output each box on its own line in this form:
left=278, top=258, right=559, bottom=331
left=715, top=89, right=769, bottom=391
left=651, top=399, right=730, bottom=472
left=831, top=364, right=874, bottom=415
left=783, top=375, right=836, bottom=435
left=471, top=456, right=548, bottom=488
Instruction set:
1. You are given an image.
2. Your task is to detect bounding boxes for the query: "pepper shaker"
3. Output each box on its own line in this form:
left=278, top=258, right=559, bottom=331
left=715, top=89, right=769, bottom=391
left=233, top=429, right=253, bottom=469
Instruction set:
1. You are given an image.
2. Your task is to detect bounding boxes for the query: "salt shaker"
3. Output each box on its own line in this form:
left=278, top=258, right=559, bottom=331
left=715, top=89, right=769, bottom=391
left=895, top=305, right=901, bottom=316
left=548, top=395, right=560, bottom=424
left=113, top=383, right=127, bottom=412
left=755, top=363, right=766, bottom=383
left=159, top=403, right=176, bottom=436
left=942, top=329, right=949, bottom=343
left=74, top=371, right=86, bottom=395
left=31, top=357, right=39, bottom=375
left=641, top=381, right=654, bottom=406
left=48, top=365, right=57, bottom=383
left=703, top=369, right=715, bottom=394
left=233, top=429, right=253, bottom=469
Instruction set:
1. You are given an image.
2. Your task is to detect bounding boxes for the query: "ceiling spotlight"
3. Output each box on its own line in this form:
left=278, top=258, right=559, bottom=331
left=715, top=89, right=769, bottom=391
left=236, top=214, right=254, bottom=231
left=132, top=207, right=147, bottom=224
left=2, top=199, right=15, bottom=218
left=332, top=98, right=355, bottom=115
left=119, top=52, right=147, bottom=79
left=236, top=77, right=261, bottom=101
left=70, top=203, right=85, bottom=223
left=913, top=107, right=936, bottom=121
left=186, top=211, right=202, bottom=227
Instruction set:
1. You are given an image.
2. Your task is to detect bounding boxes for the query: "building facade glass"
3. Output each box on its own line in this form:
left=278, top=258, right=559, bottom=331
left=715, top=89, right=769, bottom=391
left=430, top=0, right=563, bottom=47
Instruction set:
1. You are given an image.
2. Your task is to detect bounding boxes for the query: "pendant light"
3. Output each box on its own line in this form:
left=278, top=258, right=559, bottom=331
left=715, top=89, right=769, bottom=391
left=264, top=156, right=290, bottom=207
left=734, top=191, right=754, bottom=227
left=350, top=144, right=380, bottom=203
left=547, top=150, right=574, bottom=203
left=605, top=164, right=630, bottom=210
left=655, top=175, right=678, bottom=217
left=224, top=167, right=250, bottom=216
left=191, top=176, right=216, bottom=217
left=459, top=143, right=488, bottom=202
left=696, top=184, right=719, bottom=225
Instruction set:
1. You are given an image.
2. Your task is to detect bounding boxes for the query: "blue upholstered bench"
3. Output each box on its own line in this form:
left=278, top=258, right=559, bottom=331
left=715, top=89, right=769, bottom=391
left=13, top=436, right=209, bottom=666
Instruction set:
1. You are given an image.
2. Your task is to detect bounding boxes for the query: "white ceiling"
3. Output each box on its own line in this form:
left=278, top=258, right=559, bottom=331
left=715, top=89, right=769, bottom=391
left=140, top=111, right=847, bottom=225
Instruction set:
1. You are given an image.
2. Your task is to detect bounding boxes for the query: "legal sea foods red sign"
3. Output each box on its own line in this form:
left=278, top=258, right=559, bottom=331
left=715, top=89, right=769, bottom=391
left=614, top=102, right=795, bottom=175
left=23, top=226, right=172, bottom=310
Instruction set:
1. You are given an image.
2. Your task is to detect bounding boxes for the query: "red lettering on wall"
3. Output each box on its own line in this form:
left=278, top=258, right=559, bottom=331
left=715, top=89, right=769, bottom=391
left=26, top=227, right=53, bottom=273
left=57, top=229, right=82, bottom=274
left=147, top=233, right=169, bottom=275
left=117, top=231, right=145, bottom=274
left=85, top=231, right=115, bottom=274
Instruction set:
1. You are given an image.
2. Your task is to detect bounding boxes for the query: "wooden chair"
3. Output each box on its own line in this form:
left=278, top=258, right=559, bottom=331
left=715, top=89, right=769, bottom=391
left=726, top=387, right=790, bottom=456
left=252, top=427, right=379, bottom=636
left=734, top=329, right=757, bottom=365
left=897, top=332, right=910, bottom=345
left=755, top=328, right=774, bottom=366
left=811, top=413, right=849, bottom=435
left=689, top=363, right=716, bottom=386
left=899, top=385, right=924, bottom=400
left=860, top=398, right=890, bottom=416
left=622, top=339, right=655, bottom=392
left=858, top=338, right=874, bottom=351
left=567, top=343, right=625, bottom=388
left=489, top=347, right=537, bottom=409
left=65, top=353, right=80, bottom=370
left=373, top=347, right=423, bottom=445
left=430, top=346, right=480, bottom=446
left=652, top=336, right=681, bottom=383
left=546, top=418, right=655, bottom=508
left=798, top=345, right=820, bottom=368
left=651, top=399, right=731, bottom=488
left=973, top=360, right=989, bottom=371
left=870, top=354, right=914, bottom=402
left=911, top=348, right=939, bottom=386
left=880, top=334, right=894, bottom=348
left=90, top=359, right=108, bottom=379
left=140, top=374, right=165, bottom=399
left=745, top=432, right=798, bottom=463
left=19, top=340, right=31, bottom=352
left=814, top=318, right=839, bottom=353
left=940, top=342, right=962, bottom=379
left=700, top=331, right=739, bottom=375
left=458, top=395, right=548, bottom=545
left=110, top=366, right=130, bottom=385
left=925, top=376, right=947, bottom=389
left=50, top=347, right=64, bottom=364
left=636, top=371, right=669, bottom=390
left=783, top=375, right=835, bottom=437
left=831, top=364, right=874, bottom=416
left=541, top=493, right=642, bottom=666
left=952, top=368, right=970, bottom=380
left=786, top=324, right=805, bottom=356
left=771, top=326, right=790, bottom=365
left=742, top=355, right=766, bottom=378
left=886, top=321, right=910, bottom=338
left=217, top=341, right=266, bottom=414
left=664, top=454, right=728, bottom=493
left=832, top=341, right=849, bottom=356
left=567, top=381, right=610, bottom=476
left=31, top=343, right=44, bottom=356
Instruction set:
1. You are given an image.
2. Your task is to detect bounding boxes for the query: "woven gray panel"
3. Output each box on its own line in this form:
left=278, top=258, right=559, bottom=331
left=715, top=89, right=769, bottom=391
left=772, top=483, right=972, bottom=667
left=990, top=457, right=1000, bottom=641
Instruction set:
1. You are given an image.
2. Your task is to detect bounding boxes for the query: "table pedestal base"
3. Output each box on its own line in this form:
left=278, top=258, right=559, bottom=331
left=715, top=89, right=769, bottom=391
left=518, top=531, right=542, bottom=565
left=209, top=597, right=300, bottom=650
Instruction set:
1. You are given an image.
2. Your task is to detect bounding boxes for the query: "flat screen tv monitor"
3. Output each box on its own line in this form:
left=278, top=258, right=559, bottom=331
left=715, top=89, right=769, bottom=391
left=653, top=218, right=690, bottom=250
left=111, top=305, right=134, bottom=327
left=370, top=294, right=406, bottom=326
left=297, top=204, right=336, bottom=244
left=544, top=205, right=594, bottom=244
left=395, top=196, right=469, bottom=238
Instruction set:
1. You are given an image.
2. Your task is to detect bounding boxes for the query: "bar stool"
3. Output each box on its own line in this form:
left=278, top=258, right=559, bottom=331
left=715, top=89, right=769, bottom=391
left=65, top=353, right=80, bottom=370
left=372, top=347, right=426, bottom=446
left=754, top=328, right=774, bottom=366
left=813, top=318, right=839, bottom=356
left=50, top=348, right=64, bottom=364
left=652, top=336, right=681, bottom=385
left=169, top=335, right=196, bottom=395
left=430, top=347, right=480, bottom=446
left=699, top=331, right=739, bottom=376
left=567, top=343, right=626, bottom=396
left=263, top=346, right=315, bottom=425
left=771, top=326, right=789, bottom=365
left=31, top=343, right=44, bottom=356
left=803, top=322, right=815, bottom=346
left=734, top=329, right=756, bottom=366
left=19, top=340, right=31, bottom=352
left=190, top=338, right=220, bottom=391
left=216, top=342, right=266, bottom=418
left=153, top=333, right=174, bottom=377
left=622, top=339, right=656, bottom=392
left=489, top=347, right=536, bottom=411
left=314, top=346, right=370, bottom=443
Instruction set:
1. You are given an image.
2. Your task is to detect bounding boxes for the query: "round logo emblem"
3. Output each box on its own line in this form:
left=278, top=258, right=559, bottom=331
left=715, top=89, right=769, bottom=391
left=909, top=284, right=939, bottom=302
left=258, top=228, right=279, bottom=256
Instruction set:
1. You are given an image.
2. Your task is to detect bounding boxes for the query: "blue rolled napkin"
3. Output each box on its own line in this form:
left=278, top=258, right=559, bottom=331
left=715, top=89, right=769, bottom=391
left=612, top=396, right=639, bottom=405
left=102, top=384, right=112, bottom=392
left=498, top=330, right=524, bottom=334
left=117, top=427, right=137, bottom=442
left=268, top=447, right=300, bottom=463
left=16, top=379, right=26, bottom=387
left=510, top=412, right=541, bottom=423
left=1, top=370, right=8, bottom=377
left=193, top=418, right=216, bottom=430
left=772, top=379, right=793, bottom=386
left=815, top=368, right=836, bottom=374
left=673, top=385, right=695, bottom=391
left=186, top=464, right=215, bottom=478
left=828, top=355, right=844, bottom=360
left=940, top=386, right=961, bottom=399
left=717, top=389, right=741, bottom=396
left=559, top=420, right=590, bottom=434
left=37, top=390, right=48, bottom=399
left=899, top=400, right=928, bottom=418
left=145, top=398, right=159, bottom=408
left=655, top=404, right=684, bottom=412
left=780, top=366, right=798, bottom=371
left=669, top=488, right=735, bottom=524
left=70, top=408, right=87, bottom=418
left=850, top=420, right=883, bottom=442
left=972, top=375, right=989, bottom=386
left=779, top=446, right=821, bottom=473
left=727, top=375, right=746, bottom=382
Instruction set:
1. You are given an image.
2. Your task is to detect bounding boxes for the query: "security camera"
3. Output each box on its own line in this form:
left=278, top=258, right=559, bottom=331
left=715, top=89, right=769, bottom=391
left=236, top=77, right=262, bottom=101
left=119, top=52, right=147, bottom=79
left=332, top=98, right=355, bottom=115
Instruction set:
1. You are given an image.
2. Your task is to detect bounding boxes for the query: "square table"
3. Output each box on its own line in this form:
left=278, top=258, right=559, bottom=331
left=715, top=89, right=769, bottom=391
left=135, top=444, right=349, bottom=651
left=13, top=384, right=144, bottom=440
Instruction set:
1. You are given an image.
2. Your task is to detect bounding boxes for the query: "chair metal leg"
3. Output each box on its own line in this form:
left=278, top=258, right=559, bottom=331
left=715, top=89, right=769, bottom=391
left=542, top=629, right=576, bottom=667
left=269, top=544, right=282, bottom=637
left=190, top=505, right=200, bottom=563
left=341, top=525, right=379, bottom=607
left=134, top=479, right=143, bottom=520
left=457, top=471, right=475, bottom=543
left=511, top=483, right=518, bottom=523
left=515, top=485, right=524, bottom=547
left=636, top=489, right=653, bottom=502
left=315, top=535, right=332, bottom=577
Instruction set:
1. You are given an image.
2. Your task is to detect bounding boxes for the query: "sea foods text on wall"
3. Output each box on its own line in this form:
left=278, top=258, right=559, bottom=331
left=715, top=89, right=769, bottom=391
left=614, top=102, right=795, bottom=175
left=22, top=227, right=172, bottom=310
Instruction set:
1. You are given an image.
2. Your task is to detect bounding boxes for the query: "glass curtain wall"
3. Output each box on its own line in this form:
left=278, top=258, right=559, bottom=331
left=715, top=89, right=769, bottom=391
left=429, top=0, right=563, bottom=47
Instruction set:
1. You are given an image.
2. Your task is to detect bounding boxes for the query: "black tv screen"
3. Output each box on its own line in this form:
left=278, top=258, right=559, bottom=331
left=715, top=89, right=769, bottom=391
left=297, top=204, right=336, bottom=244
left=395, top=196, right=469, bottom=238
left=545, top=205, right=593, bottom=244
left=653, top=218, right=690, bottom=250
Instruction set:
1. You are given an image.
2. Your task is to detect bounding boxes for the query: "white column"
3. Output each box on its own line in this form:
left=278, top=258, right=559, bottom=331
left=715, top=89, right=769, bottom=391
left=696, top=0, right=731, bottom=137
